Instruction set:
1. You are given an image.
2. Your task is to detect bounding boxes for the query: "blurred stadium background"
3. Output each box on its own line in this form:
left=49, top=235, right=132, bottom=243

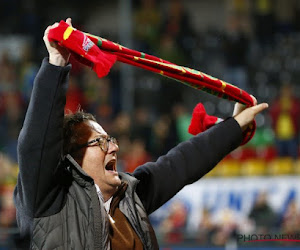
left=1, top=0, right=300, bottom=249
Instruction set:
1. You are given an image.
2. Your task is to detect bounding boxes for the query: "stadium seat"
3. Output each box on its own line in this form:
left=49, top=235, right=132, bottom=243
left=267, top=157, right=294, bottom=175
left=293, top=158, right=300, bottom=175
left=205, top=167, right=218, bottom=177
left=214, top=159, right=241, bottom=177
left=240, top=158, right=266, bottom=176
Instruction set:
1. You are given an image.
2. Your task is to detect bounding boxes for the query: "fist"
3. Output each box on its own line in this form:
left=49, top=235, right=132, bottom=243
left=43, top=18, right=72, bottom=66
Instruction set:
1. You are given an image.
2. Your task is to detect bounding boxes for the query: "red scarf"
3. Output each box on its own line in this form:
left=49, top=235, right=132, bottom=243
left=48, top=21, right=255, bottom=145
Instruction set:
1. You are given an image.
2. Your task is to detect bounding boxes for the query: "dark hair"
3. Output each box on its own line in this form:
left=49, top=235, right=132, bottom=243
left=63, top=111, right=96, bottom=162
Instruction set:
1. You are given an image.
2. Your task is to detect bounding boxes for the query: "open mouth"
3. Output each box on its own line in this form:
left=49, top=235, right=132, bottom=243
left=105, top=159, right=116, bottom=172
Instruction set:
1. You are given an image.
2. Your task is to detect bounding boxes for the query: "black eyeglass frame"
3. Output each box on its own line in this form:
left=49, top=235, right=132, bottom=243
left=73, top=135, right=118, bottom=153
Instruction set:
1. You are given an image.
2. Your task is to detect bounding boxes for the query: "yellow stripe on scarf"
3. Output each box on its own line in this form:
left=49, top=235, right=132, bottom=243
left=63, top=27, right=74, bottom=40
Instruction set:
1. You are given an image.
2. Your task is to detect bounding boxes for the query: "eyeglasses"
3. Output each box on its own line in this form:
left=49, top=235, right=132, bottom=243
left=75, top=135, right=118, bottom=153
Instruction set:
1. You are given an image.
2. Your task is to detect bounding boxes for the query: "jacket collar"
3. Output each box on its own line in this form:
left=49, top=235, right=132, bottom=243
left=118, top=172, right=139, bottom=194
left=63, top=154, right=94, bottom=187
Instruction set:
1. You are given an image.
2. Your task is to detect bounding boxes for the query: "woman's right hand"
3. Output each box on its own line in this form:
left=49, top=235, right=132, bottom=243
left=43, top=18, right=72, bottom=66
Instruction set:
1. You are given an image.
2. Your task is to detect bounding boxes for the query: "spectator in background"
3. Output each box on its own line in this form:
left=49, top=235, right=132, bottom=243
left=159, top=200, right=188, bottom=244
left=111, top=112, right=132, bottom=139
left=83, top=69, right=115, bottom=130
left=150, top=114, right=178, bottom=159
left=131, top=107, right=152, bottom=151
left=133, top=0, right=162, bottom=53
left=0, top=185, right=16, bottom=229
left=274, top=0, right=296, bottom=34
left=155, top=33, right=186, bottom=113
left=0, top=153, right=18, bottom=188
left=159, top=0, right=195, bottom=58
left=172, top=103, right=192, bottom=143
left=211, top=208, right=239, bottom=246
left=222, top=12, right=250, bottom=91
left=252, top=0, right=275, bottom=47
left=18, top=44, right=38, bottom=105
left=0, top=53, right=17, bottom=95
left=280, top=199, right=300, bottom=236
left=197, top=208, right=217, bottom=245
left=248, top=191, right=277, bottom=234
left=156, top=0, right=195, bottom=113
left=295, top=1, right=300, bottom=32
left=0, top=53, right=22, bottom=155
left=269, top=83, right=300, bottom=159
left=65, top=75, right=86, bottom=114
left=0, top=92, right=24, bottom=161
left=123, top=138, right=152, bottom=173
left=0, top=184, right=18, bottom=248
left=156, top=33, right=187, bottom=66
